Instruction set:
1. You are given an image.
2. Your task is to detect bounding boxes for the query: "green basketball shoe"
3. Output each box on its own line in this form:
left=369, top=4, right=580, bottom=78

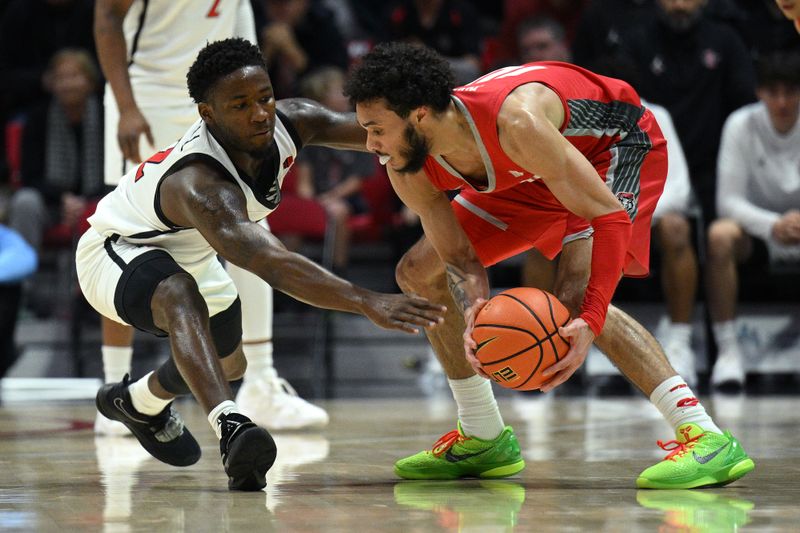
left=636, top=423, right=755, bottom=489
left=394, top=423, right=526, bottom=480
left=636, top=490, right=754, bottom=530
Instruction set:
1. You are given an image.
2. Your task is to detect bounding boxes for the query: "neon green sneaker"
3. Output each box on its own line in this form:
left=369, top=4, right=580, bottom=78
left=394, top=480, right=525, bottom=528
left=636, top=490, right=754, bottom=530
left=394, top=423, right=526, bottom=480
left=636, top=423, right=755, bottom=489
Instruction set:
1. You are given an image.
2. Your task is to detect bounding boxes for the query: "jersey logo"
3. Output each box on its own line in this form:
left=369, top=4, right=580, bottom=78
left=206, top=0, right=222, bottom=18
left=282, top=156, right=294, bottom=169
left=134, top=147, right=174, bottom=182
left=509, top=170, right=525, bottom=178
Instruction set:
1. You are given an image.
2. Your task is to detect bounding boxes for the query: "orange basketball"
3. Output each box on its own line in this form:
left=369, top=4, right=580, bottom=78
left=472, top=287, right=571, bottom=390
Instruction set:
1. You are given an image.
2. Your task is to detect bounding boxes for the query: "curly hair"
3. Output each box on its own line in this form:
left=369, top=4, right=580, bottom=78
left=344, top=42, right=454, bottom=118
left=187, top=38, right=267, bottom=103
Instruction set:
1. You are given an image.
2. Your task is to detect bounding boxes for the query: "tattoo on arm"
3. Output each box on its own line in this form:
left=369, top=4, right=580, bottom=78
left=446, top=265, right=471, bottom=314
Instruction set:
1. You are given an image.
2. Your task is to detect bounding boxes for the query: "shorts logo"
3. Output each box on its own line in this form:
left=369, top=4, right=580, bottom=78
left=616, top=192, right=636, bottom=215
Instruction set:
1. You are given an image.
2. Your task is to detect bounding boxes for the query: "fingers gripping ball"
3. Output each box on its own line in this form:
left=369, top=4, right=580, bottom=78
left=472, top=288, right=570, bottom=390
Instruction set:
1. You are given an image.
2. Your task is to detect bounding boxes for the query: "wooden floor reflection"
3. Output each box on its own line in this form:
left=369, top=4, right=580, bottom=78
left=0, top=394, right=798, bottom=532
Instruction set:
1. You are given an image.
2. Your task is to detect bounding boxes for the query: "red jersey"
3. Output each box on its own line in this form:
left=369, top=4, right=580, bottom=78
left=423, top=61, right=644, bottom=194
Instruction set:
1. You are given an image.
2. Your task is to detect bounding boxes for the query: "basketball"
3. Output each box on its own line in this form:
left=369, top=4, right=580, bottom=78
left=472, top=287, right=571, bottom=390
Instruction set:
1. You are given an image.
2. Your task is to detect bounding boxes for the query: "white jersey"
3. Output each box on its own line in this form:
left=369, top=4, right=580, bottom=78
left=89, top=111, right=300, bottom=263
left=123, top=0, right=256, bottom=105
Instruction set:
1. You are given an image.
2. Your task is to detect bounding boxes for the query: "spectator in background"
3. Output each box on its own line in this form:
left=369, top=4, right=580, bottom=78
left=571, top=0, right=653, bottom=68
left=706, top=52, right=800, bottom=388
left=256, top=0, right=349, bottom=98
left=516, top=16, right=572, bottom=64
left=382, top=0, right=482, bottom=84
left=0, top=0, right=95, bottom=186
left=773, top=0, right=800, bottom=32
left=730, top=0, right=800, bottom=59
left=0, top=223, right=37, bottom=380
left=495, top=0, right=589, bottom=67
left=626, top=0, right=755, bottom=230
left=293, top=67, right=375, bottom=274
left=7, top=49, right=103, bottom=254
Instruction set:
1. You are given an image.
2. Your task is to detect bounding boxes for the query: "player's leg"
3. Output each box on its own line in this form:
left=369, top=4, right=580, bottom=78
left=653, top=212, right=699, bottom=386
left=95, top=98, right=194, bottom=435
left=228, top=218, right=329, bottom=430
left=706, top=219, right=751, bottom=388
left=394, top=235, right=524, bottom=480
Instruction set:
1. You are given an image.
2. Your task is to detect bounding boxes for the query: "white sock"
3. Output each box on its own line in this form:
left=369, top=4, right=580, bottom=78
left=713, top=321, right=738, bottom=355
left=102, top=345, right=133, bottom=383
left=448, top=375, right=505, bottom=440
left=208, top=400, right=240, bottom=439
left=242, top=341, right=273, bottom=380
left=650, top=376, right=722, bottom=435
left=128, top=372, right=172, bottom=416
left=668, top=322, right=692, bottom=347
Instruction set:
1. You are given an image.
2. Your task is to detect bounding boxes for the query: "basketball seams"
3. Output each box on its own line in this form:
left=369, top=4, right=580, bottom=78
left=472, top=287, right=571, bottom=391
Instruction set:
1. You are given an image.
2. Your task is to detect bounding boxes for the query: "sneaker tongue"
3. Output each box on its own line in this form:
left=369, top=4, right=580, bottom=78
left=676, top=423, right=705, bottom=442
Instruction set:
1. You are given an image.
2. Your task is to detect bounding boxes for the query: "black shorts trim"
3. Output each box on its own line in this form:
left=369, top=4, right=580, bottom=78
left=112, top=249, right=186, bottom=337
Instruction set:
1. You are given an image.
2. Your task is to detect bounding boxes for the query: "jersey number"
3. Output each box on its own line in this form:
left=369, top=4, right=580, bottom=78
left=207, top=0, right=222, bottom=18
left=134, top=147, right=174, bottom=182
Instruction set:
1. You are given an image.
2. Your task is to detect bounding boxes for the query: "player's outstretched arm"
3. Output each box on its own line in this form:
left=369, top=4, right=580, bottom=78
left=277, top=98, right=367, bottom=151
left=160, top=165, right=445, bottom=333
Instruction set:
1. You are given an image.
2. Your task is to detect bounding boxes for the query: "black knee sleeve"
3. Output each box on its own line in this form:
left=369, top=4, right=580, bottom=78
left=154, top=298, right=243, bottom=396
left=155, top=358, right=191, bottom=396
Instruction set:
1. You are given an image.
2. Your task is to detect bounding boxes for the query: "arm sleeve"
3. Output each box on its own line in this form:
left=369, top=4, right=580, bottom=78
left=579, top=209, right=632, bottom=336
left=716, top=110, right=779, bottom=241
left=0, top=226, right=37, bottom=283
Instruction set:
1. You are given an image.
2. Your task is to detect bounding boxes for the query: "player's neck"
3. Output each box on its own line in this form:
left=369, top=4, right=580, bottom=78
left=432, top=101, right=479, bottom=160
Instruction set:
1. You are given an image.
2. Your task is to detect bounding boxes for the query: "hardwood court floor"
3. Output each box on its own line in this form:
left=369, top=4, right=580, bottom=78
left=0, top=394, right=798, bottom=532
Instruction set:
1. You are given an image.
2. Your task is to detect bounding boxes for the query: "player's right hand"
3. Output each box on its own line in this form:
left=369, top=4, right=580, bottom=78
left=362, top=293, right=446, bottom=334
left=118, top=107, right=154, bottom=164
left=463, top=298, right=490, bottom=379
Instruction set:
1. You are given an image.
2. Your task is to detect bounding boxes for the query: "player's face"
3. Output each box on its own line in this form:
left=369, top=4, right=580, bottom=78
left=776, top=1, right=800, bottom=19
left=202, top=66, right=276, bottom=155
left=356, top=99, right=431, bottom=174
left=758, top=82, right=800, bottom=134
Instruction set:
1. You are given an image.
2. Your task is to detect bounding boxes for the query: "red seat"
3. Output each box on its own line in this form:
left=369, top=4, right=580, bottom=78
left=4, top=118, right=25, bottom=189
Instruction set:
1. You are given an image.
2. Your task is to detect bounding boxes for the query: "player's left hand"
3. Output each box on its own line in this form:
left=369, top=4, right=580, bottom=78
left=463, top=298, right=490, bottom=379
left=537, top=317, right=595, bottom=392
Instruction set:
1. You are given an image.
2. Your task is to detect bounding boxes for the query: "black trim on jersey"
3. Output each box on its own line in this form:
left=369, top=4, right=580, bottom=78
left=127, top=0, right=150, bottom=68
left=234, top=142, right=281, bottom=211
left=276, top=109, right=303, bottom=151
left=152, top=153, right=239, bottom=229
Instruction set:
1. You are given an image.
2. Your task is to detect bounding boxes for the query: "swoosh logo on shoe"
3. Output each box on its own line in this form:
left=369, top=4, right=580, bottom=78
left=113, top=397, right=148, bottom=424
left=693, top=442, right=730, bottom=464
left=445, top=448, right=489, bottom=462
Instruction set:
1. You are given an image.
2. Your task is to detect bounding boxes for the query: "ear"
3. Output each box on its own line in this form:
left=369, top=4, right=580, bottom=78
left=414, top=107, right=428, bottom=124
left=198, top=102, right=213, bottom=123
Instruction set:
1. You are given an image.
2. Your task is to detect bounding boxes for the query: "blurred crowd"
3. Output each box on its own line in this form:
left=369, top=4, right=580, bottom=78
left=0, top=0, right=798, bottom=388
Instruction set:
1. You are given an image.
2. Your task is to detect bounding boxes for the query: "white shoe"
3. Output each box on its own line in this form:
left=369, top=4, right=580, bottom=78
left=664, top=338, right=698, bottom=388
left=235, top=370, right=329, bottom=431
left=94, top=412, right=132, bottom=437
left=711, top=348, right=745, bottom=388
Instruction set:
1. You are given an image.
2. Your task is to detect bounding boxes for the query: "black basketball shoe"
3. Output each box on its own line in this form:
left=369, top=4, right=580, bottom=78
left=219, top=412, right=277, bottom=491
left=95, top=374, right=201, bottom=467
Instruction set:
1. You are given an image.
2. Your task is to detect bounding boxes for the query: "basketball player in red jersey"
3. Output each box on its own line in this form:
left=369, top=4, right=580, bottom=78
left=345, top=43, right=754, bottom=489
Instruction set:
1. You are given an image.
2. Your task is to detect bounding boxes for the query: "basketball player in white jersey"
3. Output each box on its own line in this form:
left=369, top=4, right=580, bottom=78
left=94, top=0, right=328, bottom=436
left=77, top=38, right=445, bottom=490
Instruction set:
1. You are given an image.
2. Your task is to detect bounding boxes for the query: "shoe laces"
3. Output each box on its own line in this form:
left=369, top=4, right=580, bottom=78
left=431, top=430, right=469, bottom=457
left=656, top=432, right=703, bottom=462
